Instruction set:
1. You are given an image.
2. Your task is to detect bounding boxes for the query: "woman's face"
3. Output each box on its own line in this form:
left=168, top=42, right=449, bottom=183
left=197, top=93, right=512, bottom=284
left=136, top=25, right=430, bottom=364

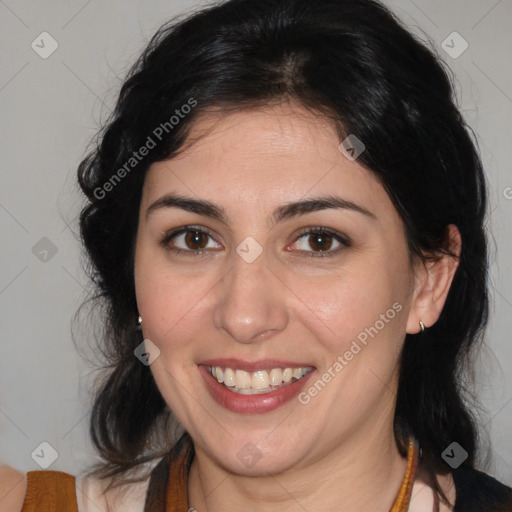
left=134, top=103, right=421, bottom=475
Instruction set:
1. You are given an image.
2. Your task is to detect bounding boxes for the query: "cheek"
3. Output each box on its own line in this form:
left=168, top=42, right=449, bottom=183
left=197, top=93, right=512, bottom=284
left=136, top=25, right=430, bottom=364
left=289, top=260, right=408, bottom=357
left=134, top=248, right=216, bottom=349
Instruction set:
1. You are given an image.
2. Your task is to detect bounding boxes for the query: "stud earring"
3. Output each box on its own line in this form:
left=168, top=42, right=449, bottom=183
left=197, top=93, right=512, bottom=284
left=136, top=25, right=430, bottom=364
left=137, top=315, right=142, bottom=329
left=419, top=321, right=425, bottom=332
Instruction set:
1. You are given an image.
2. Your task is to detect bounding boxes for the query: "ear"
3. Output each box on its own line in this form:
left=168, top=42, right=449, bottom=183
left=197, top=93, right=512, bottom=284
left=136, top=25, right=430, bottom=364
left=406, top=224, right=461, bottom=334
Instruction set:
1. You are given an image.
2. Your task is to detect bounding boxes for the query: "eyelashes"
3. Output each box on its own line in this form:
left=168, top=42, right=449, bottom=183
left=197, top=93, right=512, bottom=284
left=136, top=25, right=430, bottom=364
left=290, top=227, right=349, bottom=256
left=159, top=225, right=351, bottom=259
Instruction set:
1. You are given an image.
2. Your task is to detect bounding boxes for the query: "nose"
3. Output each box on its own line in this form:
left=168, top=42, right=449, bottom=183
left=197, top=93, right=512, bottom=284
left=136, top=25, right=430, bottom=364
left=212, top=252, right=289, bottom=344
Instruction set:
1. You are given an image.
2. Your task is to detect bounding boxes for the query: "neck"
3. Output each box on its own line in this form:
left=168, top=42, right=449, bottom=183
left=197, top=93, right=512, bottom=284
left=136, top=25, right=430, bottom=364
left=188, top=423, right=409, bottom=512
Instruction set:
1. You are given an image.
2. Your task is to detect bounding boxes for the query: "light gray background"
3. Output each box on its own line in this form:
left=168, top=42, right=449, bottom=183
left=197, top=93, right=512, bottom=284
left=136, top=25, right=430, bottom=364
left=1, top=0, right=511, bottom=485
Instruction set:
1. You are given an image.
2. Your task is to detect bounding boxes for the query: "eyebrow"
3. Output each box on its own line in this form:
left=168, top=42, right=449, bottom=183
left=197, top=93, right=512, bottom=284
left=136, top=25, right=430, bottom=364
left=145, top=194, right=376, bottom=224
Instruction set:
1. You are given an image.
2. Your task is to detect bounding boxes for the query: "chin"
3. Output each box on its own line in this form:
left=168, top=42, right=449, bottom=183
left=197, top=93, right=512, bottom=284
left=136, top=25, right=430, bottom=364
left=203, top=430, right=314, bottom=476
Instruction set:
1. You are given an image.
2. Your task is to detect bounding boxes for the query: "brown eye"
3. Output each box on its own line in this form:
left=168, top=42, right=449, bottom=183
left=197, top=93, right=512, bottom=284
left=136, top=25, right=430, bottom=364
left=184, top=230, right=208, bottom=249
left=307, top=232, right=333, bottom=251
left=289, top=228, right=350, bottom=257
left=161, top=227, right=222, bottom=254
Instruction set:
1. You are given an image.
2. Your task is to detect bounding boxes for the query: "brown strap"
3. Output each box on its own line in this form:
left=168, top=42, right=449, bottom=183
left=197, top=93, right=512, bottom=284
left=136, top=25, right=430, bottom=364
left=144, top=433, right=194, bottom=512
left=22, top=471, right=78, bottom=512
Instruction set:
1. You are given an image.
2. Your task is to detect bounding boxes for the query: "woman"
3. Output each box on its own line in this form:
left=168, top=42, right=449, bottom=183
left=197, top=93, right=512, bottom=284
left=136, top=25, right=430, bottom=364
left=1, top=0, right=511, bottom=510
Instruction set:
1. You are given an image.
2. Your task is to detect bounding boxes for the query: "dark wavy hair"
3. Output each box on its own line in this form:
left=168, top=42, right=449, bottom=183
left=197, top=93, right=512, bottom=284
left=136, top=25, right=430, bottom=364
left=77, top=0, right=489, bottom=505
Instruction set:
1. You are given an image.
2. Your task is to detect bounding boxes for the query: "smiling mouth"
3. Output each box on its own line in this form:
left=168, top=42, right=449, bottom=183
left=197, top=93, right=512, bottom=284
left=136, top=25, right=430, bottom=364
left=207, top=366, right=314, bottom=395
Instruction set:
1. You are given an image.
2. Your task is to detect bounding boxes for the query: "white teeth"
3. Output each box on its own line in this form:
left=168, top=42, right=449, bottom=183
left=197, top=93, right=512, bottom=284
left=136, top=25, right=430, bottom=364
left=292, top=368, right=302, bottom=379
left=252, top=370, right=270, bottom=389
left=224, top=367, right=235, bottom=387
left=269, top=368, right=282, bottom=386
left=235, top=369, right=252, bottom=389
left=208, top=365, right=313, bottom=393
left=282, top=368, right=293, bottom=383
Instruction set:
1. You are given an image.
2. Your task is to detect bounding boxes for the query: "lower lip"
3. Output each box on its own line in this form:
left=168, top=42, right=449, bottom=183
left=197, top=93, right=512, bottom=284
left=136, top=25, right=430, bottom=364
left=199, top=365, right=316, bottom=414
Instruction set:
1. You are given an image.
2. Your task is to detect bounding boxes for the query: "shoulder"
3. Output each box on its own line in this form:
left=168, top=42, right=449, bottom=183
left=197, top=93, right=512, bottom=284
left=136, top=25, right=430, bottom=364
left=21, top=469, right=76, bottom=511
left=452, top=466, right=512, bottom=511
left=411, top=467, right=512, bottom=512
left=76, top=473, right=151, bottom=512
left=0, top=465, right=27, bottom=512
left=2, top=466, right=76, bottom=512
left=410, top=472, right=456, bottom=512
left=0, top=465, right=154, bottom=512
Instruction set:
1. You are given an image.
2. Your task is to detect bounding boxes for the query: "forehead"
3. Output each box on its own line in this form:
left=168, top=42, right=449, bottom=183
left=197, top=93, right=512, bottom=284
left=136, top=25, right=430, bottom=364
left=142, top=103, right=390, bottom=216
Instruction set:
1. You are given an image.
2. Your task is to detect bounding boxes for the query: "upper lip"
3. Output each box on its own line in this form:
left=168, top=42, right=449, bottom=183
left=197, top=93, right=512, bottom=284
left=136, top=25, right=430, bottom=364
left=198, top=358, right=315, bottom=372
